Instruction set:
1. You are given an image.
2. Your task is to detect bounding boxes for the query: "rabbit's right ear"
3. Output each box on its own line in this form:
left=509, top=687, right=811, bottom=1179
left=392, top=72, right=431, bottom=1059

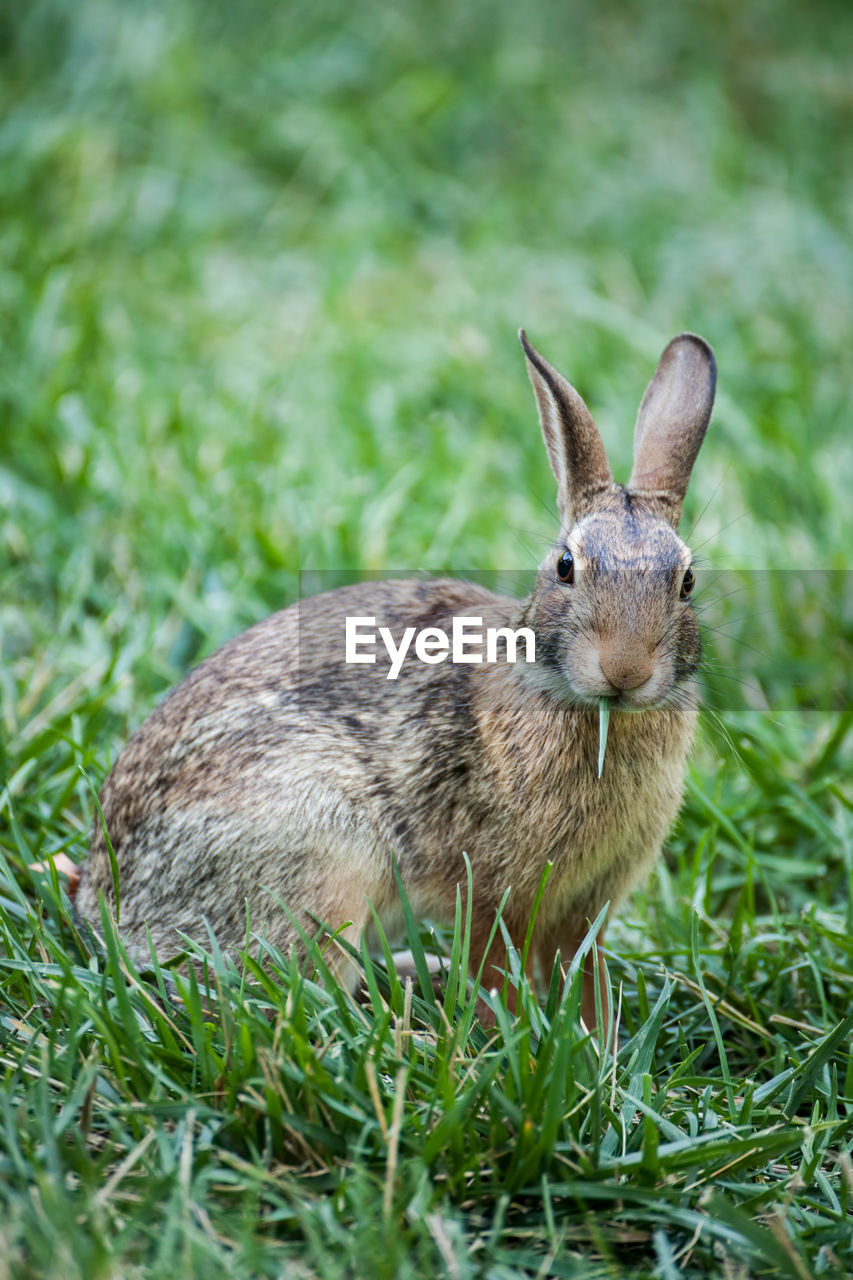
left=628, top=334, right=716, bottom=526
left=519, top=331, right=613, bottom=527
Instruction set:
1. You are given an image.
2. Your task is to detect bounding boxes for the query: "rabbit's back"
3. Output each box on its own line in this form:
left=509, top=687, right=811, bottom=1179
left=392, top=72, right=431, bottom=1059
left=76, top=578, right=515, bottom=954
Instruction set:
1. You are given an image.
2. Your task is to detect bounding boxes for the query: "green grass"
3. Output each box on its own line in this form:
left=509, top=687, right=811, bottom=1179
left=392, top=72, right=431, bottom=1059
left=2, top=0, right=853, bottom=1275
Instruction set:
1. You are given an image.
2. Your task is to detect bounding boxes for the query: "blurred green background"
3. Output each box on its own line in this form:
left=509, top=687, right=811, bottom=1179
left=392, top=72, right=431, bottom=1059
left=2, top=0, right=852, bottom=761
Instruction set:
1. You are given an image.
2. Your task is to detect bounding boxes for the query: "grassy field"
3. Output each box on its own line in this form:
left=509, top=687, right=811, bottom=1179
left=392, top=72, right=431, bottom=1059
left=2, top=0, right=852, bottom=1276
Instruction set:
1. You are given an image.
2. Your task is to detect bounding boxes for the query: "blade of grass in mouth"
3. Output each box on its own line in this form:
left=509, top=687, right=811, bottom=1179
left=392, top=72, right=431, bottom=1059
left=598, top=697, right=610, bottom=779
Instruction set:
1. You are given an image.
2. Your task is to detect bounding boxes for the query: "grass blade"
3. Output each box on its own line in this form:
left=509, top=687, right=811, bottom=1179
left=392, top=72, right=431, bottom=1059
left=598, top=697, right=610, bottom=779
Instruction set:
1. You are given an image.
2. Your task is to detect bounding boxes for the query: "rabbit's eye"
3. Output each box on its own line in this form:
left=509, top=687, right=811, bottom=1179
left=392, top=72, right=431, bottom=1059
left=557, top=549, right=575, bottom=584
left=680, top=566, right=695, bottom=599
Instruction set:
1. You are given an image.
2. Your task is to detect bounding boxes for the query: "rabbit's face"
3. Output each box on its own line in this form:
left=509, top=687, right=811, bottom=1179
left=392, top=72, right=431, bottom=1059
left=526, top=490, right=701, bottom=711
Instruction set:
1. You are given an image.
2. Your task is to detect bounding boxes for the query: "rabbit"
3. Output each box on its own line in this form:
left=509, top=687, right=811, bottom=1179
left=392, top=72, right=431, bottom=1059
left=75, top=329, right=716, bottom=1030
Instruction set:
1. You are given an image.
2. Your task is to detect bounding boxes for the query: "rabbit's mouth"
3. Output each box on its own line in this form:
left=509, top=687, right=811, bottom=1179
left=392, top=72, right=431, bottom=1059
left=599, top=688, right=678, bottom=713
left=570, top=641, right=681, bottom=710
left=519, top=656, right=687, bottom=712
left=587, top=682, right=696, bottom=716
left=588, top=688, right=672, bottom=714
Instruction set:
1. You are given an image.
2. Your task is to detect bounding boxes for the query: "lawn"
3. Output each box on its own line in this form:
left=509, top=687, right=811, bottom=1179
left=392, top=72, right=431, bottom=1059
left=1, top=0, right=852, bottom=1276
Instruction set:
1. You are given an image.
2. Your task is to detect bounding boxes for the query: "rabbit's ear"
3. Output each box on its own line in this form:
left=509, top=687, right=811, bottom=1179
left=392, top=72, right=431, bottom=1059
left=519, top=330, right=613, bottom=526
left=628, top=334, right=716, bottom=526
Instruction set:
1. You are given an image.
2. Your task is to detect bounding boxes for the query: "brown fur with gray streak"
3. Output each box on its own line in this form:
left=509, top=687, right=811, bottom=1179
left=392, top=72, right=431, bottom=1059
left=76, top=331, right=716, bottom=1016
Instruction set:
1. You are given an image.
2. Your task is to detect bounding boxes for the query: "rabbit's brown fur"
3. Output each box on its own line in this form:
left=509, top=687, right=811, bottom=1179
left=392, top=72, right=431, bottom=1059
left=76, top=331, right=716, bottom=1026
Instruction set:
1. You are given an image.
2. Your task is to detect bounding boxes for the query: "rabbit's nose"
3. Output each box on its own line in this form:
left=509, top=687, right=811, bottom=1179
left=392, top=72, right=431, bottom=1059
left=598, top=652, right=655, bottom=692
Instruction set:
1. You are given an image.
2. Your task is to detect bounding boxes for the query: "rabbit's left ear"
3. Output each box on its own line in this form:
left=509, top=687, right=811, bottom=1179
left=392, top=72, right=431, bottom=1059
left=519, top=329, right=613, bottom=526
left=628, top=334, right=716, bottom=526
